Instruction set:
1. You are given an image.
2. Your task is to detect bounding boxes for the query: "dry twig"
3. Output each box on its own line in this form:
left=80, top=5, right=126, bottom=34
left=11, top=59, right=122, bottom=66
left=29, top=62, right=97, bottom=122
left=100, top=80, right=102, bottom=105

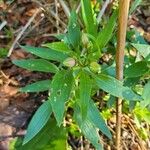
left=0, top=21, right=7, bottom=31
left=7, top=9, right=41, bottom=57
left=58, top=0, right=70, bottom=18
left=97, top=0, right=111, bottom=23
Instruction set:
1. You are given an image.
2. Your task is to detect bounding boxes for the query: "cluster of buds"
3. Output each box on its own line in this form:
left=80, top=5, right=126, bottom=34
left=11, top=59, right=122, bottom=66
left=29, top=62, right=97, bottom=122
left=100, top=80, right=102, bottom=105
left=82, top=33, right=89, bottom=48
left=90, top=62, right=101, bottom=73
left=112, top=0, right=119, bottom=10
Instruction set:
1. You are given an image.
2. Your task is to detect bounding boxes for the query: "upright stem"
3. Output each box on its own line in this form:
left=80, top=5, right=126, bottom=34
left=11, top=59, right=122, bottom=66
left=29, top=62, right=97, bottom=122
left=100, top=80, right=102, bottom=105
left=116, top=1, right=130, bottom=150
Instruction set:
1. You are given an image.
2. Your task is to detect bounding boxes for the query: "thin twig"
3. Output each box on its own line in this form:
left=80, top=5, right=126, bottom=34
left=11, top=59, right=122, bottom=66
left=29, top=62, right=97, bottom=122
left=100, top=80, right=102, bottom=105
left=7, top=9, right=41, bottom=57
left=32, top=0, right=66, bottom=29
left=21, top=17, right=44, bottom=40
left=116, top=0, right=130, bottom=150
left=124, top=115, right=147, bottom=150
left=76, top=1, right=81, bottom=13
left=97, top=0, right=111, bottom=24
left=55, top=0, right=59, bottom=33
left=49, top=9, right=67, bottom=28
left=58, top=0, right=70, bottom=18
left=0, top=21, right=7, bottom=31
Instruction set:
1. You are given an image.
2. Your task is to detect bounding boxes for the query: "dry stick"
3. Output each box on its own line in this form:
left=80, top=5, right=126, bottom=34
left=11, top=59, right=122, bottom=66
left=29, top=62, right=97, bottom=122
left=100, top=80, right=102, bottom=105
left=116, top=0, right=130, bottom=150
left=55, top=0, right=59, bottom=33
left=97, top=0, right=110, bottom=24
left=58, top=0, right=70, bottom=18
left=7, top=9, right=40, bottom=57
left=0, top=20, right=7, bottom=31
left=76, top=1, right=81, bottom=13
left=31, top=0, right=67, bottom=29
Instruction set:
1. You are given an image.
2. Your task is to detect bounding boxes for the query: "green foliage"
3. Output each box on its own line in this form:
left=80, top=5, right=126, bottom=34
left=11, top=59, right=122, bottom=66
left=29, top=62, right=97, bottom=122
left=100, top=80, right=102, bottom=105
left=129, top=0, right=142, bottom=14
left=74, top=104, right=103, bottom=150
left=10, top=119, right=67, bottom=150
left=81, top=0, right=97, bottom=36
left=124, top=61, right=149, bottom=78
left=13, top=59, right=58, bottom=73
left=96, top=9, right=118, bottom=49
left=79, top=71, right=92, bottom=118
left=23, top=100, right=52, bottom=144
left=20, top=80, right=51, bottom=93
left=141, top=81, right=150, bottom=107
left=0, top=48, right=8, bottom=58
left=131, top=43, right=150, bottom=60
left=21, top=46, right=68, bottom=62
left=87, top=100, right=112, bottom=139
left=42, top=42, right=71, bottom=53
left=67, top=11, right=81, bottom=49
left=49, top=70, right=74, bottom=126
left=93, top=73, right=142, bottom=101
left=12, top=1, right=148, bottom=149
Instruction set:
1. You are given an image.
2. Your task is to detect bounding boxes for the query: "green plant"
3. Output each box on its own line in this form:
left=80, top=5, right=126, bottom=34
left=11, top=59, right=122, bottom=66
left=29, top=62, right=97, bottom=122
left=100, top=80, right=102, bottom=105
left=12, top=1, right=145, bottom=149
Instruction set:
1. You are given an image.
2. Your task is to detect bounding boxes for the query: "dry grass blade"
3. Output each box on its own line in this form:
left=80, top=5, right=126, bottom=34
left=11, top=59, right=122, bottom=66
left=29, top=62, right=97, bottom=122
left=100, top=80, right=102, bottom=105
left=0, top=21, right=7, bottom=31
left=58, top=0, right=70, bottom=18
left=7, top=9, right=41, bottom=57
left=97, top=0, right=111, bottom=24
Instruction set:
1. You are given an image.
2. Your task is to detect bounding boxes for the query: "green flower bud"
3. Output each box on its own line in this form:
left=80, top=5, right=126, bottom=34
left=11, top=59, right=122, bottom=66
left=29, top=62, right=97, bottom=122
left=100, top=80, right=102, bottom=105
left=90, top=62, right=101, bottom=73
left=63, top=57, right=76, bottom=67
left=82, top=33, right=89, bottom=47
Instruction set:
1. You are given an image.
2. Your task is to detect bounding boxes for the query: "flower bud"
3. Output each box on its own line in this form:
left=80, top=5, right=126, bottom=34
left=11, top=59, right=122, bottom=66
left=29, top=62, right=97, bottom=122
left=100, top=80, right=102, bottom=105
left=90, top=62, right=101, bottom=73
left=82, top=33, right=89, bottom=47
left=63, top=57, right=76, bottom=67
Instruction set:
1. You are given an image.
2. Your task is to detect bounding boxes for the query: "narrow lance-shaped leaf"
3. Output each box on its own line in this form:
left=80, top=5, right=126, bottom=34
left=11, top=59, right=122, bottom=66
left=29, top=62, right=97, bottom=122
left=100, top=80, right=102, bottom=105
left=74, top=104, right=103, bottom=150
left=129, top=0, right=142, bottom=14
left=42, top=42, right=72, bottom=53
left=79, top=71, right=92, bottom=119
left=88, top=100, right=112, bottom=139
left=124, top=61, right=149, bottom=78
left=92, top=73, right=142, bottom=101
left=141, top=81, right=150, bottom=107
left=67, top=11, right=81, bottom=49
left=13, top=59, right=59, bottom=73
left=96, top=9, right=118, bottom=49
left=21, top=119, right=67, bottom=150
left=131, top=43, right=150, bottom=60
left=23, top=100, right=52, bottom=144
left=20, top=79, right=51, bottom=93
left=21, top=45, right=69, bottom=62
left=81, top=0, right=97, bottom=37
left=49, top=70, right=74, bottom=126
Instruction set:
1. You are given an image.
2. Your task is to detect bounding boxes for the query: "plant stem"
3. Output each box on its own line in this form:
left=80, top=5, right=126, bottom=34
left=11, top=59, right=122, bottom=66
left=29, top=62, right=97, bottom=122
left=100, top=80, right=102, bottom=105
left=116, top=1, right=130, bottom=150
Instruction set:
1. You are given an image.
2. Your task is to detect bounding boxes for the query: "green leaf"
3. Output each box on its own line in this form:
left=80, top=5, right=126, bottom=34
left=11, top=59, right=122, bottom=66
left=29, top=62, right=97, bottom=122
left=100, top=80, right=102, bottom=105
left=42, top=42, right=72, bottom=53
left=17, top=119, right=67, bottom=150
left=96, top=9, right=118, bottom=49
left=74, top=105, right=103, bottom=150
left=88, top=100, right=112, bottom=139
left=93, top=73, right=142, bottom=101
left=141, top=81, right=150, bottom=107
left=21, top=45, right=68, bottom=62
left=79, top=71, right=92, bottom=119
left=49, top=70, right=74, bottom=126
left=23, top=100, right=52, bottom=144
left=124, top=61, right=149, bottom=78
left=67, top=11, right=81, bottom=49
left=20, top=80, right=51, bottom=93
left=129, top=0, right=142, bottom=14
left=81, top=0, right=97, bottom=36
left=131, top=43, right=150, bottom=59
left=13, top=59, right=58, bottom=73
